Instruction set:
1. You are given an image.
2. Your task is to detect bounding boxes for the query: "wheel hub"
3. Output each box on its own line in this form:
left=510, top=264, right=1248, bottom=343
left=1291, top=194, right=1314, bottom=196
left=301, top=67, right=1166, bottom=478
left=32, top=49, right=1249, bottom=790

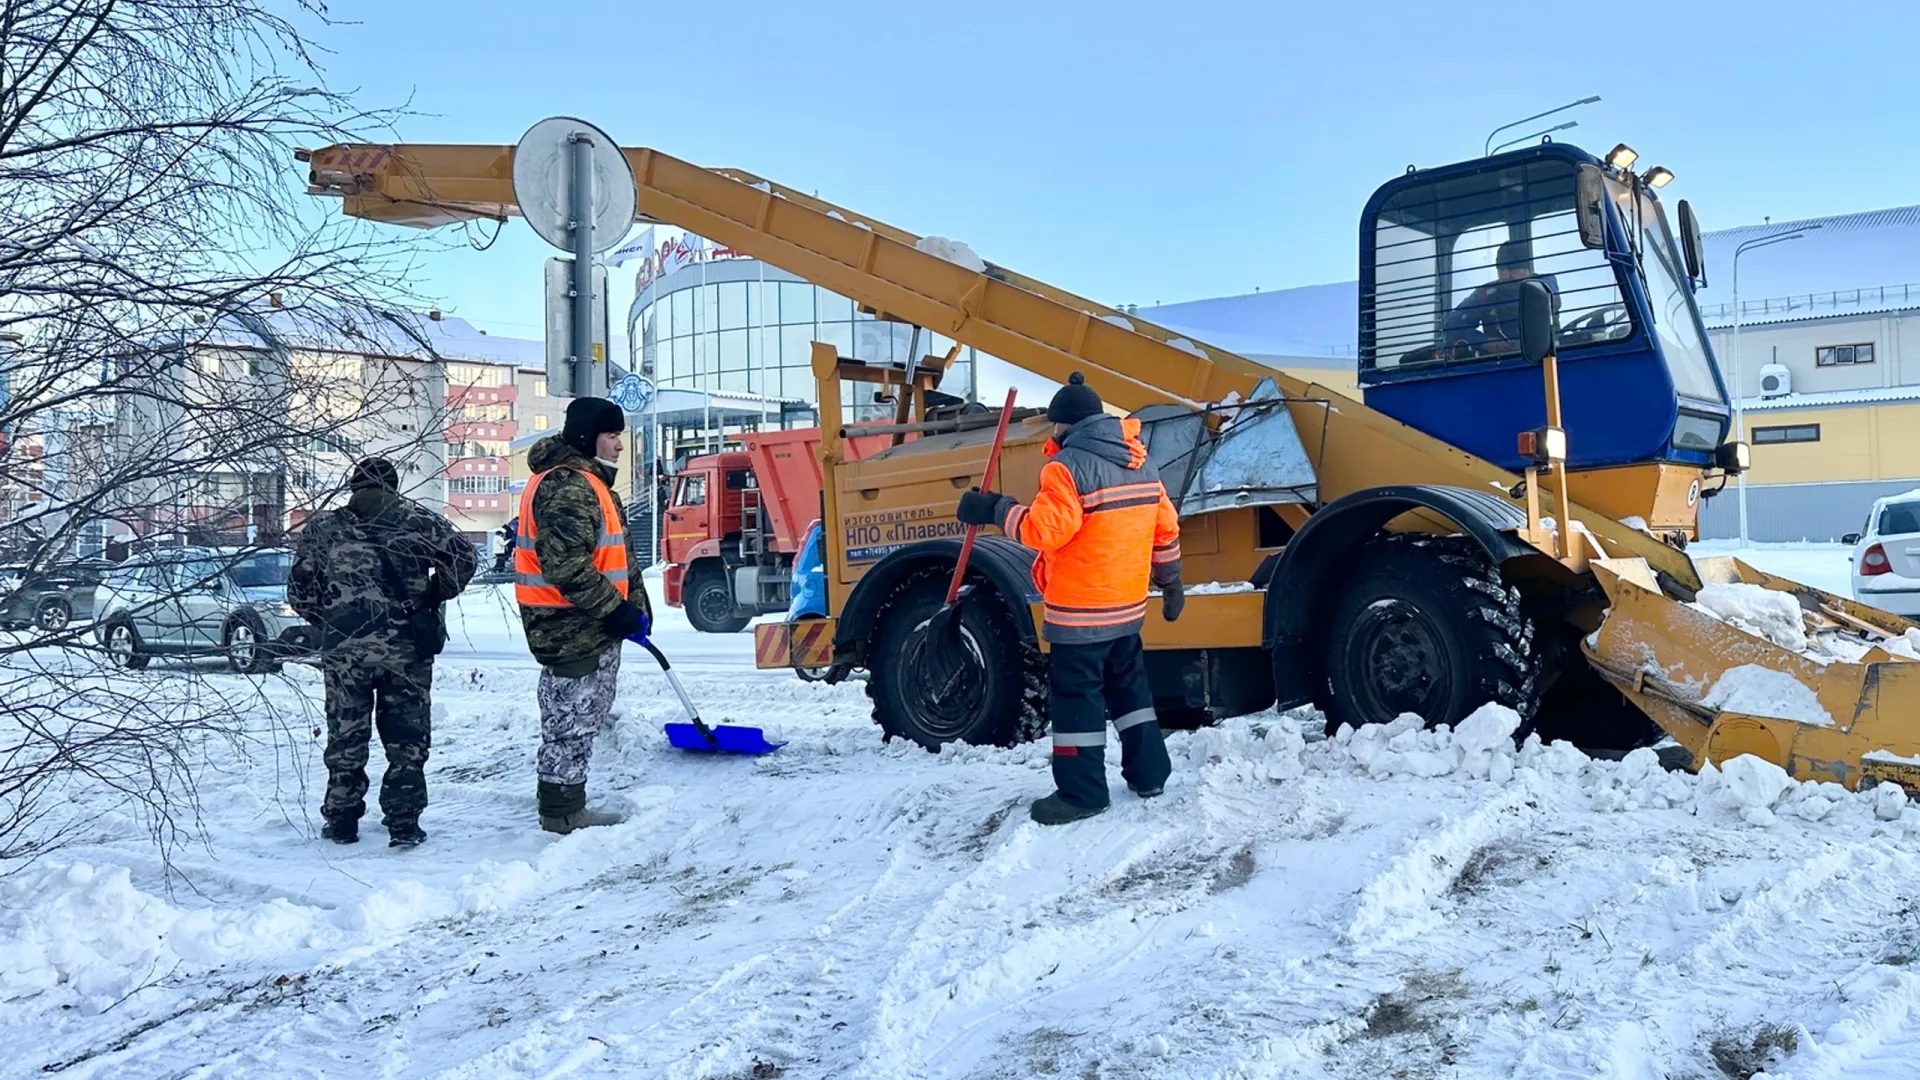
left=697, top=583, right=734, bottom=625
left=1349, top=599, right=1450, bottom=722
left=900, top=616, right=989, bottom=741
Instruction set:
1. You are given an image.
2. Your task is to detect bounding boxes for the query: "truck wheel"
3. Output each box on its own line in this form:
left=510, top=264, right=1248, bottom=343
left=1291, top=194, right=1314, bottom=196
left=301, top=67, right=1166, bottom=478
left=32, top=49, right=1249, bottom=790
left=867, top=568, right=1046, bottom=749
left=685, top=565, right=750, bottom=634
left=1317, top=535, right=1539, bottom=737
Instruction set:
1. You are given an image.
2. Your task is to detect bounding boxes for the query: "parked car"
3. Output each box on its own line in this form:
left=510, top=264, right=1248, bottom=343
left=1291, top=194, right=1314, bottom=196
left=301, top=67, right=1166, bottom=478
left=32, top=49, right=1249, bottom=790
left=1846, top=492, right=1920, bottom=617
left=93, top=547, right=314, bottom=673
left=0, top=559, right=110, bottom=632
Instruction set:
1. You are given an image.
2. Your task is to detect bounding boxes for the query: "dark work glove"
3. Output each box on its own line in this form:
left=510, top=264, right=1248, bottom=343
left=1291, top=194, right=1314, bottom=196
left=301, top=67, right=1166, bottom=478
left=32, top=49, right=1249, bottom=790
left=1161, top=580, right=1185, bottom=623
left=601, top=601, right=648, bottom=642
left=956, top=488, right=1013, bottom=527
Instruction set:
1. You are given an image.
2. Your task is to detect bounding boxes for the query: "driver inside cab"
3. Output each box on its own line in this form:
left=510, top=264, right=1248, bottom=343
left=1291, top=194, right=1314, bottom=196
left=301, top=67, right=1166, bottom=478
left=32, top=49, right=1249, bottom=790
left=1442, top=239, right=1557, bottom=355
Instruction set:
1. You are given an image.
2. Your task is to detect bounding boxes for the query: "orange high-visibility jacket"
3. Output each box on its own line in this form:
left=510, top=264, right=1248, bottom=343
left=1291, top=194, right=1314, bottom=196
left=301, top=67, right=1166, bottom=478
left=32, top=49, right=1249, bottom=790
left=514, top=466, right=630, bottom=608
left=995, top=414, right=1181, bottom=644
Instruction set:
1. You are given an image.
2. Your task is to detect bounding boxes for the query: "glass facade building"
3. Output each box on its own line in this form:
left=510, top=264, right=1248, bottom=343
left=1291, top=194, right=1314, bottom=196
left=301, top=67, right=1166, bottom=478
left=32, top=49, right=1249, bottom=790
left=631, top=255, right=978, bottom=432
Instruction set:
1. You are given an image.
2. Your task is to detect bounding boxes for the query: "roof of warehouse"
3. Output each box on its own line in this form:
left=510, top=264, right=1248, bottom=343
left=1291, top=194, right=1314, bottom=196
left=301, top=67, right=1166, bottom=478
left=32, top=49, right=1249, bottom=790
left=1139, top=202, right=1920, bottom=357
left=1738, top=384, right=1920, bottom=411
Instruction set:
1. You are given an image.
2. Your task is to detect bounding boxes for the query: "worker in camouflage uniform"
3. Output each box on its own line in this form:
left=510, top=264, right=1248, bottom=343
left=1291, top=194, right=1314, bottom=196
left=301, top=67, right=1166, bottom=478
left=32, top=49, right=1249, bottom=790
left=289, top=457, right=477, bottom=847
left=516, top=397, right=653, bottom=834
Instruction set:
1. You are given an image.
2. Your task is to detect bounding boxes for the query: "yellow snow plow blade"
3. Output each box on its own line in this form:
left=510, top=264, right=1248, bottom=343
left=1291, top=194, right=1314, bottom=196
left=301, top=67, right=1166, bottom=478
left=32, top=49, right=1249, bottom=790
left=1586, top=555, right=1920, bottom=792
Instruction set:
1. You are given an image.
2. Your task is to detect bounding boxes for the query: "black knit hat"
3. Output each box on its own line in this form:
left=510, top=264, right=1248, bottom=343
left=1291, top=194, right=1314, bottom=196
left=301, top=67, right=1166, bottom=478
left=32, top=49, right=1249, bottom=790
left=562, top=396, right=626, bottom=456
left=348, top=457, right=399, bottom=492
left=1047, top=372, right=1103, bottom=425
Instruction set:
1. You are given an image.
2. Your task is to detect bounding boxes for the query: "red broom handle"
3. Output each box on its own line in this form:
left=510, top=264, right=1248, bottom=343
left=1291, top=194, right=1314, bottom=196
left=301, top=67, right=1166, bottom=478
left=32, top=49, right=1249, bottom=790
left=945, top=388, right=1019, bottom=606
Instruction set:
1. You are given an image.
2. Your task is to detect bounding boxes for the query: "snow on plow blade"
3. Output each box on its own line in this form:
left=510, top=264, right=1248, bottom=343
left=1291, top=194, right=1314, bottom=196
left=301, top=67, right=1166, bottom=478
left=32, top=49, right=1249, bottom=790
left=1585, top=555, right=1920, bottom=793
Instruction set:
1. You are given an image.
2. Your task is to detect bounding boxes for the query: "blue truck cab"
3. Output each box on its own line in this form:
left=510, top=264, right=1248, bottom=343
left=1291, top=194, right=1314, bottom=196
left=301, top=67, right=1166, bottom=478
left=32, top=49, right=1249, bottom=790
left=1358, top=142, right=1729, bottom=473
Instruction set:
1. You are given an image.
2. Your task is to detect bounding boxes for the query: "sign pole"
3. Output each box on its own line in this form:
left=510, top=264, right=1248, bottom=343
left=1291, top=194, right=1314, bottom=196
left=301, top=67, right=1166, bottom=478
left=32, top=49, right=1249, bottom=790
left=568, top=134, right=597, bottom=398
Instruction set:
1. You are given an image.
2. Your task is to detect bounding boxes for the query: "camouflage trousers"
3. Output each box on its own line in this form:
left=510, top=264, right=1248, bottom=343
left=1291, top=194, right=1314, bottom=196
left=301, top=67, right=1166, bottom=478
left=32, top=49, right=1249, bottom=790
left=537, top=645, right=622, bottom=786
left=322, top=655, right=434, bottom=827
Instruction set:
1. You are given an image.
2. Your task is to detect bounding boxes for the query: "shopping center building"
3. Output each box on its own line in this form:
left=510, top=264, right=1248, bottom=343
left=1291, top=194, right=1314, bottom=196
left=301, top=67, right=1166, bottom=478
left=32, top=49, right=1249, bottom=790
left=626, top=243, right=980, bottom=469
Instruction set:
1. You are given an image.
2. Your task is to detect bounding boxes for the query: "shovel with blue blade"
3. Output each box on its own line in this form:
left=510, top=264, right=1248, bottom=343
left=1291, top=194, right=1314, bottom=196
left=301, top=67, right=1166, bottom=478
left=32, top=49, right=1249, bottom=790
left=631, top=636, right=785, bottom=754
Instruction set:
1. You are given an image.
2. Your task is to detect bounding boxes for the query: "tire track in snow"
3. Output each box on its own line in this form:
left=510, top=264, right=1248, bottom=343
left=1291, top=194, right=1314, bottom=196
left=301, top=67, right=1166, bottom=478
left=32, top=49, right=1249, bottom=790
left=1505, top=837, right=1920, bottom=1079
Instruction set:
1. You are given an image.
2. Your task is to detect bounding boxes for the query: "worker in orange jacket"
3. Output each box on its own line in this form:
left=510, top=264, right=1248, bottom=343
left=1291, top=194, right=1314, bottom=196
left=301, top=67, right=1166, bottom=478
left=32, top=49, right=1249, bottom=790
left=957, top=373, right=1183, bottom=825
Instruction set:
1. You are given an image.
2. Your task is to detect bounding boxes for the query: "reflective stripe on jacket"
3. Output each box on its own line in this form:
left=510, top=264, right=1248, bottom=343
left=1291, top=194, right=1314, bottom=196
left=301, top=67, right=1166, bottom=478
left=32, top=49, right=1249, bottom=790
left=515, top=467, right=630, bottom=608
left=995, top=413, right=1182, bottom=644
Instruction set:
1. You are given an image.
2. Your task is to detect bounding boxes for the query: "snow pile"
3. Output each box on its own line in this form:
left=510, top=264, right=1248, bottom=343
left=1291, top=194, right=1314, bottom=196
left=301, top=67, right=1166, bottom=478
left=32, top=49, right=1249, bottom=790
left=1097, top=313, right=1134, bottom=331
left=0, top=862, right=326, bottom=1008
left=914, top=236, right=987, bottom=273
left=1164, top=336, right=1208, bottom=359
left=1324, top=705, right=1525, bottom=784
left=0, top=848, right=585, bottom=1010
left=1702, top=664, right=1834, bottom=726
left=1184, top=581, right=1258, bottom=595
left=1693, top=582, right=1808, bottom=652
left=1888, top=628, right=1920, bottom=660
left=1186, top=719, right=1305, bottom=785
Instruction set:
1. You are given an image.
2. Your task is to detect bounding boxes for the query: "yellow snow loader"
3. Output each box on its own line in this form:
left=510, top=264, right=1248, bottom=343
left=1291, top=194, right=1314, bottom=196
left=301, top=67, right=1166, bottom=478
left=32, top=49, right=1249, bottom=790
left=298, top=131, right=1920, bottom=790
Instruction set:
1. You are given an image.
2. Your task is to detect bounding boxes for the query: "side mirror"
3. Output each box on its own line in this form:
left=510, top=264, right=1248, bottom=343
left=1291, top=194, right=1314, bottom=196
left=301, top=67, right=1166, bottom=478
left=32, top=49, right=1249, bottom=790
left=1518, top=280, right=1557, bottom=365
left=1713, top=440, right=1750, bottom=475
left=1842, top=533, right=1863, bottom=545
left=1678, top=199, right=1707, bottom=287
left=1575, top=165, right=1607, bottom=250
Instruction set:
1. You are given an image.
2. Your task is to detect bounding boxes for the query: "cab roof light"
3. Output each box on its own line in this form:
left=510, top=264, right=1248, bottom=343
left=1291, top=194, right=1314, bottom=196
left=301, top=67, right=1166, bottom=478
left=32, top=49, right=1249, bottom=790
left=1643, top=166, right=1675, bottom=189
left=1606, top=143, right=1639, bottom=170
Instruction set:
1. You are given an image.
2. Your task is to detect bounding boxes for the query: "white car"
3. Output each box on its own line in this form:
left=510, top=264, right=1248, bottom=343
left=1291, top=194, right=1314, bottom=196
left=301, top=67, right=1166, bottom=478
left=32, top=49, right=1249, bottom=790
left=93, top=547, right=314, bottom=673
left=1847, top=493, right=1920, bottom=618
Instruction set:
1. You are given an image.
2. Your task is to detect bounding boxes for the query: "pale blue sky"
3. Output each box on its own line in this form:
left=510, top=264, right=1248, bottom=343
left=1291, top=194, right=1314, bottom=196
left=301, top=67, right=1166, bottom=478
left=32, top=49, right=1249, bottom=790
left=317, top=0, right=1920, bottom=340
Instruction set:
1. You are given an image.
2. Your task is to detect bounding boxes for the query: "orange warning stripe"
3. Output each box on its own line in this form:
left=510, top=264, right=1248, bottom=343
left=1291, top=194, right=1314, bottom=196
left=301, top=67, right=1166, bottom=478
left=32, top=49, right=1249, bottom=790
left=792, top=621, right=834, bottom=667
left=753, top=624, right=787, bottom=669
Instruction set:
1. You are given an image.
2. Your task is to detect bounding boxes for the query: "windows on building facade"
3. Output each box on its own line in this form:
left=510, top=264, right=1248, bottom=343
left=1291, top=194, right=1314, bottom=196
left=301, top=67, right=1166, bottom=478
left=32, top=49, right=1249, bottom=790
left=1815, top=343, right=1874, bottom=367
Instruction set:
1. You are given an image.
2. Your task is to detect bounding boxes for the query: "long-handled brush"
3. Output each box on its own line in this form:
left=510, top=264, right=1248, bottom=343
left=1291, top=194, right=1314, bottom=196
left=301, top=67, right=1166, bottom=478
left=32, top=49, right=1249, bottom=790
left=924, top=388, right=1019, bottom=644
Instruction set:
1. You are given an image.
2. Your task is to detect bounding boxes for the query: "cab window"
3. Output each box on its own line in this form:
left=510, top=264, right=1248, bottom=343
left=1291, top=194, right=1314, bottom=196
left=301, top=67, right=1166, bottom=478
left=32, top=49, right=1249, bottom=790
left=1366, top=156, right=1630, bottom=372
left=674, top=474, right=707, bottom=507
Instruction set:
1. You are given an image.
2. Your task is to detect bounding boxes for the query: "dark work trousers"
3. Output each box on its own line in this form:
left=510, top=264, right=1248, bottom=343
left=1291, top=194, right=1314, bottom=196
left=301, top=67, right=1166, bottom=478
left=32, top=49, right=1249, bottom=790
left=322, top=655, right=434, bottom=828
left=1047, top=634, right=1172, bottom=809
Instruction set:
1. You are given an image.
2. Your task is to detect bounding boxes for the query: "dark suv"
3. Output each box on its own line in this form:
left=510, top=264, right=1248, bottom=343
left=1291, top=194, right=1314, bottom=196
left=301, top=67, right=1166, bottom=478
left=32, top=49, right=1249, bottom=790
left=0, top=559, right=111, bottom=633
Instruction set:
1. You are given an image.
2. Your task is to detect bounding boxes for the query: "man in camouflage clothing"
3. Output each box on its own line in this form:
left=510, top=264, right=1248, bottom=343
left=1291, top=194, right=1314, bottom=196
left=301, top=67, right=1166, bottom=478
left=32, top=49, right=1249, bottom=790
left=517, top=397, right=652, bottom=834
left=290, top=457, right=477, bottom=847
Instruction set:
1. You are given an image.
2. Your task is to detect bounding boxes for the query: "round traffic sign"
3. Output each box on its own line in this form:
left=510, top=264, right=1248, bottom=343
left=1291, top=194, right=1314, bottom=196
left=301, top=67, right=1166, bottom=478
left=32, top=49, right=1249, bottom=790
left=511, top=116, right=637, bottom=253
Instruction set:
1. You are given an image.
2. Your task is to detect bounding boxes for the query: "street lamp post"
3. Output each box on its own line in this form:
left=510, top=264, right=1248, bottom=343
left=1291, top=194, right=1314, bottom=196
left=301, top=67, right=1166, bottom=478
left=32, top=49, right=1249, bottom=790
left=1729, top=225, right=1821, bottom=544
left=1484, top=96, right=1600, bottom=157
left=1490, top=121, right=1579, bottom=156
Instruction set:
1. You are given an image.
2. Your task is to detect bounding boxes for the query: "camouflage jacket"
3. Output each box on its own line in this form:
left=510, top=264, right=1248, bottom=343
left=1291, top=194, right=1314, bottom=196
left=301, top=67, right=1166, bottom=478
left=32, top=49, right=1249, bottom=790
left=519, top=435, right=652, bottom=676
left=289, top=487, right=477, bottom=664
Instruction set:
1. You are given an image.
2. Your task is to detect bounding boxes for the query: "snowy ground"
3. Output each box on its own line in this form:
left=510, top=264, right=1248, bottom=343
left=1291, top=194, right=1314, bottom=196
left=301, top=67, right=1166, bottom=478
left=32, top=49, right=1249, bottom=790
left=10, top=547, right=1920, bottom=1079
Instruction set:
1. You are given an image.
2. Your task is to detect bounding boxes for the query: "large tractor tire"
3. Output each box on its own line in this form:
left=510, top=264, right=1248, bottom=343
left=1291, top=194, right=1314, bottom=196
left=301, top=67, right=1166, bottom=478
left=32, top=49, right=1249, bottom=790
left=1317, top=534, right=1540, bottom=737
left=684, top=564, right=750, bottom=634
left=866, top=568, right=1046, bottom=749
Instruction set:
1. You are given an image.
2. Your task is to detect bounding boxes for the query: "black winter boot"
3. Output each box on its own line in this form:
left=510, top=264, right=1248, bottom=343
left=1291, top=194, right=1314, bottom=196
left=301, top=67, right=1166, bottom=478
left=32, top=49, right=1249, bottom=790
left=388, top=821, right=427, bottom=848
left=320, top=818, right=359, bottom=844
left=537, top=781, right=625, bottom=835
left=1029, top=793, right=1108, bottom=826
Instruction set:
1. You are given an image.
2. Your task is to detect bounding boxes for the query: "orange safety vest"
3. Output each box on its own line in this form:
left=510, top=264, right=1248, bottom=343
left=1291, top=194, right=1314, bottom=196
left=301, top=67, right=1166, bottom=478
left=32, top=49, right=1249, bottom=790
left=515, top=467, right=630, bottom=607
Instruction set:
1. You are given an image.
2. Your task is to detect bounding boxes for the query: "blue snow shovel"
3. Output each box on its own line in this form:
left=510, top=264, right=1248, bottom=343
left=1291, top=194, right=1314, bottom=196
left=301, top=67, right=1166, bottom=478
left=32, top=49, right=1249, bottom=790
left=634, top=637, right=786, bottom=755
